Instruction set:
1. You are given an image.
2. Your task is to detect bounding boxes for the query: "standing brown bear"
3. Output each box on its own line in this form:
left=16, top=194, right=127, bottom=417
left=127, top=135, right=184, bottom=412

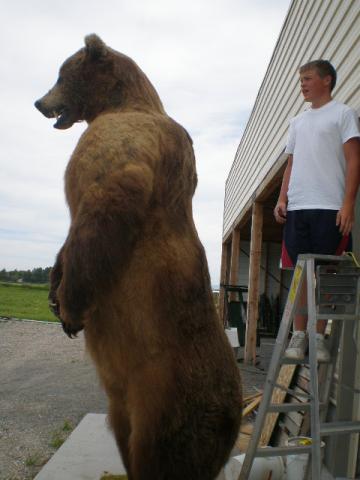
left=35, top=34, right=242, bottom=480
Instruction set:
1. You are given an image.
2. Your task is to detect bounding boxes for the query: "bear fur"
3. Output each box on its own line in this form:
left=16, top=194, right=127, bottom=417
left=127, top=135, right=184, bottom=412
left=35, top=34, right=242, bottom=480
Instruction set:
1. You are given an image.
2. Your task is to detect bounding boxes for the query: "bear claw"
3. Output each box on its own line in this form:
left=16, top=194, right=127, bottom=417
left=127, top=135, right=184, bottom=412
left=49, top=300, right=61, bottom=319
left=60, top=319, right=83, bottom=338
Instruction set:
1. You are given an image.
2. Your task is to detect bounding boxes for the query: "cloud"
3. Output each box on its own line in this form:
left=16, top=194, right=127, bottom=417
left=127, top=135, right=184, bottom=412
left=0, top=0, right=290, bottom=283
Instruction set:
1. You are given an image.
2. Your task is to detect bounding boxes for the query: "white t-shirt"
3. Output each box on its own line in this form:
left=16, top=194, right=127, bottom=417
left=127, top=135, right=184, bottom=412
left=285, top=100, right=360, bottom=211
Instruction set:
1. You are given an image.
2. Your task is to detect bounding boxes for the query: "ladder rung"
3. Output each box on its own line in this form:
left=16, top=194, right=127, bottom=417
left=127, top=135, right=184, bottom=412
left=282, top=356, right=330, bottom=366
left=319, top=284, right=357, bottom=288
left=282, top=357, right=309, bottom=365
left=316, top=314, right=358, bottom=321
left=320, top=421, right=360, bottom=436
left=255, top=445, right=312, bottom=457
left=271, top=382, right=312, bottom=399
left=268, top=402, right=311, bottom=412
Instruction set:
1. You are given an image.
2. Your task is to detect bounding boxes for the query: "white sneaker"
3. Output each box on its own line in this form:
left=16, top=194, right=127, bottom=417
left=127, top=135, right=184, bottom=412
left=284, top=331, right=308, bottom=360
left=316, top=334, right=330, bottom=363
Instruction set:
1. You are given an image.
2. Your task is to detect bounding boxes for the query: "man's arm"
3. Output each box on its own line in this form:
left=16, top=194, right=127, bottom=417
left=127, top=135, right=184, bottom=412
left=336, top=138, right=360, bottom=235
left=274, top=154, right=293, bottom=224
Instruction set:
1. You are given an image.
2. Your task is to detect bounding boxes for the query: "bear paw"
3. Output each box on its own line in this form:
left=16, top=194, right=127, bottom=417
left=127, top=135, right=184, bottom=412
left=60, top=318, right=84, bottom=338
left=53, top=285, right=86, bottom=338
left=58, top=305, right=84, bottom=338
left=49, top=294, right=84, bottom=338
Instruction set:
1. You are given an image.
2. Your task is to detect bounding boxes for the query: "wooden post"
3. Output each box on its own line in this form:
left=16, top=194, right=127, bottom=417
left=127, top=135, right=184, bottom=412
left=219, top=241, right=229, bottom=326
left=229, top=227, right=241, bottom=301
left=244, top=202, right=263, bottom=364
left=264, top=241, right=269, bottom=297
left=279, top=266, right=284, bottom=306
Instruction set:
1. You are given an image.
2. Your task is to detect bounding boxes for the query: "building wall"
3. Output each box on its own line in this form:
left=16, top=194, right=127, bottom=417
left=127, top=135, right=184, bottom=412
left=223, top=2, right=360, bottom=471
left=223, top=0, right=360, bottom=239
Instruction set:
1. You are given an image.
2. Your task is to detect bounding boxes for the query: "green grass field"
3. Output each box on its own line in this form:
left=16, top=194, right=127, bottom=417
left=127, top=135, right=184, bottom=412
left=0, top=282, right=58, bottom=322
left=0, top=282, right=220, bottom=323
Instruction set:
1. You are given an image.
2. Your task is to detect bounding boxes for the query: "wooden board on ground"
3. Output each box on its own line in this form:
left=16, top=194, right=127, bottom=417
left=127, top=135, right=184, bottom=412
left=259, top=364, right=297, bottom=446
left=240, top=422, right=254, bottom=435
left=242, top=395, right=262, bottom=417
left=243, top=392, right=262, bottom=404
left=236, top=433, right=252, bottom=452
left=235, top=422, right=254, bottom=452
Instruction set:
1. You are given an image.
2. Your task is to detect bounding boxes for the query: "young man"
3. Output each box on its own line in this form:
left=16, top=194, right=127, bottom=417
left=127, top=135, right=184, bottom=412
left=274, top=60, right=360, bottom=361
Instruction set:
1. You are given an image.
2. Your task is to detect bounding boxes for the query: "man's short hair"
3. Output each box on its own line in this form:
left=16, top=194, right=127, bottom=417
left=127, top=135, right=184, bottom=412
left=299, top=60, right=337, bottom=91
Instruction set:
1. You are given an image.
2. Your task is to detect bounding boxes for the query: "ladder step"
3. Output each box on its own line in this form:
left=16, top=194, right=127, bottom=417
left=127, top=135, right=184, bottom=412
left=268, top=402, right=311, bottom=412
left=271, top=382, right=311, bottom=399
left=316, top=314, right=358, bottom=321
left=282, top=357, right=309, bottom=365
left=255, top=445, right=312, bottom=457
left=320, top=421, right=360, bottom=436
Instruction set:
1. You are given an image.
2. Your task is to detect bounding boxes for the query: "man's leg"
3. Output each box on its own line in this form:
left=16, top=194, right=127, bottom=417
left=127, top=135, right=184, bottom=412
left=286, top=279, right=327, bottom=360
left=285, top=280, right=308, bottom=360
left=282, top=211, right=310, bottom=359
left=294, top=280, right=326, bottom=333
left=309, top=210, right=352, bottom=361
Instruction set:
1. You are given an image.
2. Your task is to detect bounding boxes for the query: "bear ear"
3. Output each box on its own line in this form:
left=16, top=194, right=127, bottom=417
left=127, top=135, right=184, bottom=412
left=84, top=34, right=107, bottom=61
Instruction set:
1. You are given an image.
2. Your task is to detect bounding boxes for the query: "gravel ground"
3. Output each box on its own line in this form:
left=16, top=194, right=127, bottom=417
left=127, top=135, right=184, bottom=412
left=0, top=318, right=266, bottom=480
left=0, top=319, right=107, bottom=480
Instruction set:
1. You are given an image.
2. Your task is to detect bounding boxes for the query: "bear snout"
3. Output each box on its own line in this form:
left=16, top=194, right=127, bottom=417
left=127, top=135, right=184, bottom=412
left=35, top=97, right=76, bottom=130
left=34, top=98, right=54, bottom=118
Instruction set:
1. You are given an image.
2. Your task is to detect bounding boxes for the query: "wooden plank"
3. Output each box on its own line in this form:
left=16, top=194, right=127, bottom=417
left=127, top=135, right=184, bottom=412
left=279, top=266, right=284, bottom=311
left=236, top=433, right=252, bottom=452
left=236, top=423, right=254, bottom=453
left=243, top=392, right=263, bottom=404
left=244, top=202, right=263, bottom=364
left=287, top=410, right=304, bottom=428
left=240, top=422, right=254, bottom=435
left=260, top=364, right=297, bottom=446
left=242, top=395, right=262, bottom=418
left=218, top=241, right=230, bottom=325
left=275, top=428, right=291, bottom=448
left=291, top=386, right=309, bottom=403
left=296, top=375, right=309, bottom=392
left=229, top=228, right=241, bottom=302
left=298, top=365, right=310, bottom=380
left=281, top=413, right=300, bottom=437
left=264, top=242, right=270, bottom=297
left=300, top=412, right=310, bottom=436
left=275, top=387, right=307, bottom=440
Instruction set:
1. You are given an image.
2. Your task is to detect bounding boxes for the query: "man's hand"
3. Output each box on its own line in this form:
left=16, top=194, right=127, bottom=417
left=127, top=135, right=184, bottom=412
left=336, top=203, right=355, bottom=236
left=274, top=201, right=287, bottom=224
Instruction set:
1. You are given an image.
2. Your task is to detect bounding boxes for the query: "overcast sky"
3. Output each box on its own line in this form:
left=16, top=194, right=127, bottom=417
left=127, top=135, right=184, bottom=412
left=0, top=0, right=290, bottom=285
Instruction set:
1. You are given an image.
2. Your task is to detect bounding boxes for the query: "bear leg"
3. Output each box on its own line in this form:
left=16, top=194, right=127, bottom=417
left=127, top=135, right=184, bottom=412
left=128, top=429, right=163, bottom=480
left=128, top=420, right=223, bottom=480
left=108, top=403, right=132, bottom=478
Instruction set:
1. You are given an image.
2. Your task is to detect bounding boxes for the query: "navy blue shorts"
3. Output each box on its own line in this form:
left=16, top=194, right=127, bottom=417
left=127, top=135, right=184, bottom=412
left=281, top=209, right=352, bottom=268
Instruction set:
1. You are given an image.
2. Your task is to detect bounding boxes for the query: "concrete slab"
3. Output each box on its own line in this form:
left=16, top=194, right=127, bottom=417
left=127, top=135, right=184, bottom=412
left=34, top=413, right=228, bottom=480
left=34, top=413, right=125, bottom=480
left=34, top=411, right=337, bottom=480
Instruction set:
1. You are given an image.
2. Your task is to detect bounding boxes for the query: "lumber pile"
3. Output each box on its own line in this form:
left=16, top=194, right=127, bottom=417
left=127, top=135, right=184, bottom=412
left=236, top=392, right=262, bottom=451
left=236, top=365, right=298, bottom=452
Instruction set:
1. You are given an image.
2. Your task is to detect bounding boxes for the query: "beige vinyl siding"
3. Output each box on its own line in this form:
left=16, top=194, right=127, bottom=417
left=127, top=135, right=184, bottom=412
left=223, top=0, right=360, bottom=239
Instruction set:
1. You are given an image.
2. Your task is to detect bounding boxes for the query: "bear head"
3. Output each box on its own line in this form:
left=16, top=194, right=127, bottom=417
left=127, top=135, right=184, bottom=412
left=35, top=34, right=164, bottom=129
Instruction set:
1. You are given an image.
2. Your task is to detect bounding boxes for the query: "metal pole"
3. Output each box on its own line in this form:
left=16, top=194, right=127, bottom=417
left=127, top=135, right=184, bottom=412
left=306, top=258, right=322, bottom=479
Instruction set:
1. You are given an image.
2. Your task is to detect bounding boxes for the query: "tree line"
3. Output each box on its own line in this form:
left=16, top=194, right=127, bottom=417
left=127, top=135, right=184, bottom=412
left=0, top=267, right=52, bottom=284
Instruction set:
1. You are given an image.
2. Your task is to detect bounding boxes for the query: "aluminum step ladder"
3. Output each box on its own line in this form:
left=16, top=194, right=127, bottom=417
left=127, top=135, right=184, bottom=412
left=238, top=254, right=360, bottom=480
